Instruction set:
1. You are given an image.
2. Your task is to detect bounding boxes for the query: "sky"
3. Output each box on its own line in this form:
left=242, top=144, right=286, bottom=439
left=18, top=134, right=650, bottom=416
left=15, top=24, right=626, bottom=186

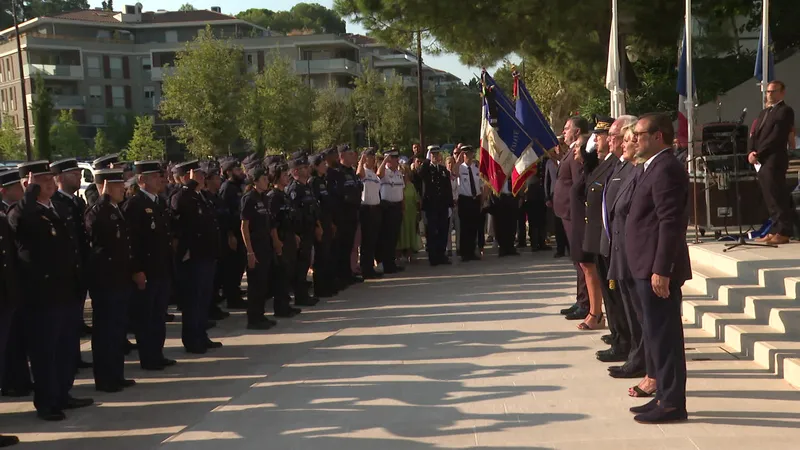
left=88, top=0, right=491, bottom=82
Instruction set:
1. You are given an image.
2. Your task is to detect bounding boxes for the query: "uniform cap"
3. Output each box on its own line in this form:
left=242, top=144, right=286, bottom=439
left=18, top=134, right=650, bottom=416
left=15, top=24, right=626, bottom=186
left=94, top=168, right=126, bottom=184
left=336, top=144, right=352, bottom=154
left=18, top=160, right=51, bottom=178
left=592, top=116, right=615, bottom=134
left=173, top=160, right=201, bottom=176
left=247, top=166, right=268, bottom=184
left=50, top=158, right=81, bottom=174
left=427, top=145, right=442, bottom=153
left=459, top=145, right=474, bottom=153
left=309, top=153, right=325, bottom=166
left=221, top=159, right=240, bottom=174
left=288, top=155, right=309, bottom=169
left=362, top=147, right=376, bottom=157
left=134, top=160, right=163, bottom=175
left=200, top=160, right=220, bottom=176
left=0, top=169, right=21, bottom=187
left=92, top=153, right=119, bottom=170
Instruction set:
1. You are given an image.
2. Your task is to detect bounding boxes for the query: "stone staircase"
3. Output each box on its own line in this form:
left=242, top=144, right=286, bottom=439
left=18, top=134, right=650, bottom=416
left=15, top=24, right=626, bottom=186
left=682, top=243, right=800, bottom=388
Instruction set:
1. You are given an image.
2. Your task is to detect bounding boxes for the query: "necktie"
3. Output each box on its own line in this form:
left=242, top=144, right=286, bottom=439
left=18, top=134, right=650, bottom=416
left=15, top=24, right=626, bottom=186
left=758, top=106, right=773, bottom=132
left=468, top=165, right=477, bottom=197
left=602, top=184, right=610, bottom=240
left=507, top=178, right=512, bottom=194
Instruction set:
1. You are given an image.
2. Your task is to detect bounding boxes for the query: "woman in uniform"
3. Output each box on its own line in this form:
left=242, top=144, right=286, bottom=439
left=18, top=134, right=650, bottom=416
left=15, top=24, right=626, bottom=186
left=265, top=163, right=302, bottom=319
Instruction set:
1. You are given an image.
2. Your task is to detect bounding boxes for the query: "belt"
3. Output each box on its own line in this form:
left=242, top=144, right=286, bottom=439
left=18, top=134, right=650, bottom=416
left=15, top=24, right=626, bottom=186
left=381, top=200, right=402, bottom=205
left=362, top=203, right=381, bottom=208
left=458, top=195, right=479, bottom=200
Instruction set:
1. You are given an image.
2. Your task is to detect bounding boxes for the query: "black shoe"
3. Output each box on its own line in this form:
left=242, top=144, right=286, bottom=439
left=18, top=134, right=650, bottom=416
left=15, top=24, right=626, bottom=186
left=516, top=242, right=527, bottom=248
left=185, top=346, right=208, bottom=354
left=0, top=434, right=19, bottom=447
left=247, top=320, right=275, bottom=330
left=440, top=258, right=452, bottom=265
left=630, top=398, right=659, bottom=414
left=37, top=409, right=66, bottom=422
left=383, top=265, right=404, bottom=274
left=565, top=307, right=588, bottom=320
left=1, top=388, right=31, bottom=398
left=596, top=348, right=628, bottom=363
left=316, top=290, right=336, bottom=298
left=553, top=252, right=565, bottom=258
left=538, top=245, right=553, bottom=251
left=352, top=275, right=365, bottom=283
left=119, top=379, right=136, bottom=388
left=274, top=307, right=301, bottom=318
left=77, top=359, right=93, bottom=369
left=95, top=383, right=123, bottom=393
left=295, top=297, right=319, bottom=307
left=64, top=396, right=94, bottom=410
left=161, top=358, right=177, bottom=367
left=205, top=321, right=216, bottom=330
left=560, top=303, right=579, bottom=315
left=609, top=367, right=647, bottom=379
left=165, top=313, right=176, bottom=322
left=123, top=340, right=135, bottom=356
left=362, top=270, right=384, bottom=279
left=601, top=334, right=613, bottom=345
left=208, top=306, right=230, bottom=320
left=634, top=407, right=688, bottom=424
left=205, top=341, right=223, bottom=349
left=227, top=299, right=248, bottom=310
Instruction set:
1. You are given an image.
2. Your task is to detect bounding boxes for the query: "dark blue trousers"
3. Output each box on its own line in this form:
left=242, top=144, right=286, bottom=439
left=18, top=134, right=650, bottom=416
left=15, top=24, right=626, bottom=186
left=27, top=302, right=80, bottom=413
left=635, top=278, right=687, bottom=410
left=2, top=306, right=32, bottom=393
left=91, top=287, right=132, bottom=386
left=178, top=259, right=216, bottom=351
left=0, top=306, right=14, bottom=384
left=134, top=277, right=171, bottom=368
left=425, top=207, right=449, bottom=262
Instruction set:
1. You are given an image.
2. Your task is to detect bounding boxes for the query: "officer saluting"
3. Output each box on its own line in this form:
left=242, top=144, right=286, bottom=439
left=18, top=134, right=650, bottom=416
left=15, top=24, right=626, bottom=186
left=0, top=170, right=23, bottom=213
left=170, top=160, right=222, bottom=354
left=121, top=161, right=176, bottom=371
left=419, top=145, right=454, bottom=265
left=286, top=152, right=321, bottom=307
left=327, top=145, right=363, bottom=285
left=85, top=154, right=119, bottom=207
left=309, top=152, right=337, bottom=297
left=84, top=169, right=136, bottom=393
left=0, top=170, right=21, bottom=447
left=8, top=161, right=93, bottom=421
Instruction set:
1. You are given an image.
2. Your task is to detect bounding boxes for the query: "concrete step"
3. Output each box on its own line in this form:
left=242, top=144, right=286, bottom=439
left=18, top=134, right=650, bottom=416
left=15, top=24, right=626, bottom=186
left=785, top=358, right=800, bottom=389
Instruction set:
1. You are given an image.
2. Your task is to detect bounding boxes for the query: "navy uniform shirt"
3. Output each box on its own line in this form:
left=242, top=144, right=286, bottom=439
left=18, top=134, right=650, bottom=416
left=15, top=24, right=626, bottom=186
left=52, top=190, right=89, bottom=273
left=121, top=189, right=173, bottom=279
left=419, top=160, right=454, bottom=211
left=170, top=181, right=221, bottom=261
left=265, top=188, right=296, bottom=241
left=240, top=189, right=272, bottom=261
left=84, top=194, right=133, bottom=289
left=286, top=179, right=320, bottom=236
left=219, top=179, right=244, bottom=241
left=310, top=174, right=333, bottom=227
left=0, top=211, right=20, bottom=310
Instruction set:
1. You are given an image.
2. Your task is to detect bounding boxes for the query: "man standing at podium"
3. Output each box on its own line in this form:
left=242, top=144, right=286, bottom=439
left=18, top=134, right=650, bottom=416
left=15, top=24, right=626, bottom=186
left=748, top=80, right=796, bottom=245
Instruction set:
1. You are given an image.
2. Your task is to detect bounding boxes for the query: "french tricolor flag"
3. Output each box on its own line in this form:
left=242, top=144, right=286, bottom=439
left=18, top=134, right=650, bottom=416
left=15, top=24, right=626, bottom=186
left=676, top=31, right=694, bottom=147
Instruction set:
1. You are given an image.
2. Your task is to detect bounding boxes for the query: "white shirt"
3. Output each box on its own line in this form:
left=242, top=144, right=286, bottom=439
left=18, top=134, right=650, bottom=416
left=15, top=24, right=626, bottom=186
left=457, top=162, right=483, bottom=197
left=57, top=189, right=75, bottom=200
left=604, top=152, right=614, bottom=161
left=643, top=147, right=671, bottom=172
left=361, top=168, right=381, bottom=205
left=140, top=188, right=158, bottom=203
left=379, top=167, right=404, bottom=203
left=450, top=175, right=459, bottom=201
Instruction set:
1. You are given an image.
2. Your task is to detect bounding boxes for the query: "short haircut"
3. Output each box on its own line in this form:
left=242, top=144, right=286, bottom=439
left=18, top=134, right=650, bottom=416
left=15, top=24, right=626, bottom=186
left=639, top=113, right=675, bottom=146
left=568, top=116, right=590, bottom=134
left=770, top=80, right=786, bottom=92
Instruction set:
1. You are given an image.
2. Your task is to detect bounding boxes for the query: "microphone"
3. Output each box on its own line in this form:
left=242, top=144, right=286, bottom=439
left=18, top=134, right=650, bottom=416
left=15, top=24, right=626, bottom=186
left=737, top=107, right=748, bottom=125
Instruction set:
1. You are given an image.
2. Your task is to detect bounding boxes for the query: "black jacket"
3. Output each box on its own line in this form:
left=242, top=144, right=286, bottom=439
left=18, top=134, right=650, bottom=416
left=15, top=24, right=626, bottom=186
left=170, top=180, right=220, bottom=261
left=52, top=190, right=89, bottom=273
left=121, top=190, right=173, bottom=278
left=419, top=160, right=454, bottom=211
left=84, top=194, right=133, bottom=289
left=0, top=212, right=20, bottom=310
left=219, top=179, right=244, bottom=238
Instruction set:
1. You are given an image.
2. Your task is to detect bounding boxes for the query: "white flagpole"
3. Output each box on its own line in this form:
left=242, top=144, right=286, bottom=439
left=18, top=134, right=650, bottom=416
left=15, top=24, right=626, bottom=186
left=685, top=0, right=694, bottom=175
left=607, top=0, right=622, bottom=117
left=761, top=0, right=770, bottom=108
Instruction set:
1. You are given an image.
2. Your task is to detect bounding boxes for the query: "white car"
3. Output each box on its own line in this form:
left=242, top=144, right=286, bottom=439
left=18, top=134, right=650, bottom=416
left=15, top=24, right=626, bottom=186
left=78, top=162, right=94, bottom=201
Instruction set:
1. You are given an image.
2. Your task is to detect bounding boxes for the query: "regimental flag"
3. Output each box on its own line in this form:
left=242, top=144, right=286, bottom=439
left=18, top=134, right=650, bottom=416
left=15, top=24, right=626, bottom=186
left=676, top=30, right=695, bottom=148
left=511, top=70, right=558, bottom=196
left=755, top=27, right=775, bottom=83
left=479, top=71, right=532, bottom=194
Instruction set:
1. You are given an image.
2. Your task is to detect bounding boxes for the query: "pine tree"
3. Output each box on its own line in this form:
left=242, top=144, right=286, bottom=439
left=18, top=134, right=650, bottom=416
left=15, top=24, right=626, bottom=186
left=125, top=115, right=163, bottom=161
left=92, top=128, right=114, bottom=156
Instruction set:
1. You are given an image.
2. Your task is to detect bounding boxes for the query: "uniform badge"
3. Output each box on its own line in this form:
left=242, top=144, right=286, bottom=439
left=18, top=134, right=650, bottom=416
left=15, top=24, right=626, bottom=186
left=116, top=229, right=121, bottom=239
left=51, top=227, right=56, bottom=236
left=290, top=191, right=297, bottom=200
left=151, top=221, right=156, bottom=230
left=145, top=208, right=153, bottom=214
left=111, top=214, right=117, bottom=220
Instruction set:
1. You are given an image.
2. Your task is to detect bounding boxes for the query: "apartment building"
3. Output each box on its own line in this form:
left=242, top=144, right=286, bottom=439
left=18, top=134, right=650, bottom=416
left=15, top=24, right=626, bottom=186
left=0, top=5, right=461, bottom=143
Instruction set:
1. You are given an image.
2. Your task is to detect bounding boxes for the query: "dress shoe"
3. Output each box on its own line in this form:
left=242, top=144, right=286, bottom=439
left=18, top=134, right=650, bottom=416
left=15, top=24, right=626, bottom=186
left=161, top=358, right=177, bottom=367
left=95, top=383, right=123, bottom=393
left=352, top=275, right=365, bottom=283
left=553, top=252, right=565, bottom=258
left=208, top=306, right=230, bottom=320
left=516, top=242, right=527, bottom=248
left=0, top=434, right=19, bottom=447
left=609, top=367, right=647, bottom=379
left=119, top=379, right=136, bottom=388
left=165, top=313, right=176, bottom=322
left=247, top=320, right=276, bottom=330
left=76, top=359, right=92, bottom=370
left=37, top=409, right=66, bottom=422
left=537, top=245, right=553, bottom=251
left=185, top=346, right=208, bottom=355
left=597, top=348, right=628, bottom=363
left=1, top=388, right=31, bottom=397
left=766, top=234, right=790, bottom=245
left=205, top=321, right=217, bottom=330
left=560, top=303, right=578, bottom=315
left=81, top=323, right=93, bottom=337
left=295, top=297, right=320, bottom=307
left=384, top=265, right=405, bottom=273
left=601, top=334, right=613, bottom=345
left=274, top=307, right=301, bottom=318
left=755, top=233, right=775, bottom=243
left=634, top=406, right=688, bottom=424
left=629, top=398, right=659, bottom=414
left=362, top=270, right=384, bottom=280
left=565, top=307, right=589, bottom=320
left=205, top=341, right=223, bottom=349
left=64, top=396, right=94, bottom=410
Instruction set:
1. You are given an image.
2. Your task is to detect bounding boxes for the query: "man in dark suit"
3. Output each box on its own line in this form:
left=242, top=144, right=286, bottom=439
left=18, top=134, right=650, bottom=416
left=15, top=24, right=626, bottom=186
left=554, top=116, right=590, bottom=320
left=544, top=148, right=566, bottom=258
left=748, top=80, right=796, bottom=245
left=626, top=113, right=691, bottom=424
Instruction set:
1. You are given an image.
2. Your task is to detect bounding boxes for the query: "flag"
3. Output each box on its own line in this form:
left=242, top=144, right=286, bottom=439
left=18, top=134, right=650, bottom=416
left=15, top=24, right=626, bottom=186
left=511, top=71, right=558, bottom=196
left=676, top=31, right=695, bottom=148
left=605, top=0, right=626, bottom=116
left=754, top=27, right=775, bottom=83
left=479, top=71, right=532, bottom=194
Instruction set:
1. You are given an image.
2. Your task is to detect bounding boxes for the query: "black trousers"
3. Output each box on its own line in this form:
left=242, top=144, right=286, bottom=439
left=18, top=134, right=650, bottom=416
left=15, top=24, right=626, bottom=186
left=334, top=206, right=358, bottom=280
left=635, top=278, right=687, bottom=410
left=553, top=214, right=568, bottom=255
left=597, top=255, right=631, bottom=353
left=619, top=277, right=648, bottom=373
left=177, top=258, right=216, bottom=351
left=0, top=306, right=14, bottom=389
left=91, top=286, right=132, bottom=387
left=222, top=238, right=246, bottom=303
left=2, top=306, right=32, bottom=393
left=562, top=218, right=589, bottom=310
left=494, top=197, right=518, bottom=254
left=757, top=156, right=796, bottom=236
left=295, top=235, right=314, bottom=302
left=458, top=196, right=482, bottom=258
left=313, top=222, right=335, bottom=294
left=246, top=259, right=271, bottom=323
left=379, top=201, right=403, bottom=269
left=359, top=204, right=382, bottom=273
left=28, top=301, right=80, bottom=413
left=424, top=207, right=450, bottom=262
left=270, top=233, right=297, bottom=314
left=134, top=276, right=171, bottom=368
left=525, top=201, right=548, bottom=249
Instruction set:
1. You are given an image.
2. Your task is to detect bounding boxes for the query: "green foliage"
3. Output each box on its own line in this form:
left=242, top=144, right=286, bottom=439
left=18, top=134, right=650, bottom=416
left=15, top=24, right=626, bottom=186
left=92, top=128, right=114, bottom=157
left=312, top=82, right=353, bottom=149
left=125, top=116, right=163, bottom=161
left=351, top=63, right=385, bottom=147
left=30, top=75, right=53, bottom=161
left=237, top=3, right=346, bottom=34
left=0, top=116, right=25, bottom=160
left=160, top=26, right=246, bottom=157
left=101, top=0, right=113, bottom=11
left=381, top=79, right=409, bottom=147
left=50, top=110, right=88, bottom=158
left=438, top=85, right=481, bottom=145
left=105, top=112, right=135, bottom=151
left=178, top=3, right=195, bottom=11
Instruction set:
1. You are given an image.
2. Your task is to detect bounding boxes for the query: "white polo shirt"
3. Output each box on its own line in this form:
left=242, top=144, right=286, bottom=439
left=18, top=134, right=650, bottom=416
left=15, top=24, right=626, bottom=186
left=379, top=167, right=404, bottom=203
left=457, top=162, right=483, bottom=197
left=361, top=168, right=381, bottom=205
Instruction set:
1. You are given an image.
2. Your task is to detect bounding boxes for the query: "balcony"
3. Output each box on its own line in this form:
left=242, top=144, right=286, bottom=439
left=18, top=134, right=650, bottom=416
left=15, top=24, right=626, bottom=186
left=295, top=59, right=361, bottom=76
left=150, top=67, right=175, bottom=81
left=373, top=53, right=418, bottom=68
left=23, top=64, right=83, bottom=80
left=26, top=94, right=85, bottom=109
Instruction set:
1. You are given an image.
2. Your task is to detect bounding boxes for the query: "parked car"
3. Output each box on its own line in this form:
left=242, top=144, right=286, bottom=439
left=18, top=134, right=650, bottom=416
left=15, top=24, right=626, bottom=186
left=78, top=162, right=94, bottom=200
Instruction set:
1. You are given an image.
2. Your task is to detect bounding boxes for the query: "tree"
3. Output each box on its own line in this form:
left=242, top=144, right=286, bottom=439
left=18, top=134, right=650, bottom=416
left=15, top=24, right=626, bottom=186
left=312, top=82, right=353, bottom=149
left=92, top=128, right=114, bottom=156
left=101, top=0, right=114, bottom=11
left=237, top=3, right=346, bottom=34
left=160, top=26, right=247, bottom=157
left=125, top=115, right=164, bottom=161
left=30, top=74, right=53, bottom=160
left=351, top=63, right=384, bottom=147
left=380, top=79, right=409, bottom=147
left=0, top=115, right=25, bottom=160
left=179, top=3, right=195, bottom=12
left=50, top=110, right=88, bottom=158
left=105, top=112, right=135, bottom=151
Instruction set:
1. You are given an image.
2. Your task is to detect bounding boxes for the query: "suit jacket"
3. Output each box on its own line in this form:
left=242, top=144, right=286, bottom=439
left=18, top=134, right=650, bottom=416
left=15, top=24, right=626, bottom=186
left=84, top=194, right=133, bottom=290
left=52, top=190, right=89, bottom=273
left=600, top=159, right=634, bottom=258
left=624, top=150, right=692, bottom=283
left=606, top=163, right=639, bottom=280
left=0, top=212, right=20, bottom=310
left=543, top=157, right=559, bottom=202
left=749, top=101, right=795, bottom=164
left=583, top=153, right=618, bottom=255
left=121, top=190, right=173, bottom=279
left=553, top=145, right=581, bottom=221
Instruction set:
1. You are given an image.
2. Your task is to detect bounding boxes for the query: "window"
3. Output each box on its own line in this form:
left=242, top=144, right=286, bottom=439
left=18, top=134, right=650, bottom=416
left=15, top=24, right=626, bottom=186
left=89, top=85, right=102, bottom=99
left=142, top=57, right=151, bottom=72
left=1, top=90, right=6, bottom=112
left=144, top=86, right=155, bottom=99
left=91, top=114, right=104, bottom=125
left=165, top=31, right=178, bottom=43
left=9, top=88, right=15, bottom=111
left=110, top=56, right=123, bottom=78
left=111, top=86, right=125, bottom=107
left=5, top=58, right=11, bottom=81
left=97, top=30, right=111, bottom=40
left=87, top=56, right=101, bottom=77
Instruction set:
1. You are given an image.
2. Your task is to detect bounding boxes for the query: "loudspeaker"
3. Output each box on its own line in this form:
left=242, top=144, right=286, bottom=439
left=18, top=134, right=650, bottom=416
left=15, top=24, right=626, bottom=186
left=701, top=122, right=748, bottom=156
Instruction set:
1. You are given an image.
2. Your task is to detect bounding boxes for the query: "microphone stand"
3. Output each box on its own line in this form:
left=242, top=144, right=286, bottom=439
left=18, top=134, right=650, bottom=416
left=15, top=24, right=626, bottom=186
left=724, top=108, right=776, bottom=252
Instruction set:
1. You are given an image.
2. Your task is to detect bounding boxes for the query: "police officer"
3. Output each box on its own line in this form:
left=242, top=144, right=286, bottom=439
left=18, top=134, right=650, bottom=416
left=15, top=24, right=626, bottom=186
left=201, top=160, right=231, bottom=321
left=286, top=153, right=321, bottom=307
left=8, top=161, right=93, bottom=421
left=85, top=154, right=119, bottom=207
left=377, top=148, right=406, bottom=273
left=266, top=162, right=302, bottom=318
left=327, top=145, right=363, bottom=284
left=240, top=166, right=277, bottom=329
left=0, top=170, right=22, bottom=213
left=419, top=145, right=454, bottom=265
left=357, top=148, right=383, bottom=278
left=170, top=160, right=222, bottom=354
left=490, top=177, right=521, bottom=257
left=122, top=161, right=177, bottom=371
left=218, top=158, right=247, bottom=310
left=84, top=169, right=136, bottom=392
left=0, top=193, right=20, bottom=446
left=309, top=152, right=337, bottom=297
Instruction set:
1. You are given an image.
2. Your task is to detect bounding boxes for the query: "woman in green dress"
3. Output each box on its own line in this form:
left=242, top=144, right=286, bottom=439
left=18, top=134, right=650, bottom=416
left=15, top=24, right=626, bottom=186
left=397, top=163, right=421, bottom=263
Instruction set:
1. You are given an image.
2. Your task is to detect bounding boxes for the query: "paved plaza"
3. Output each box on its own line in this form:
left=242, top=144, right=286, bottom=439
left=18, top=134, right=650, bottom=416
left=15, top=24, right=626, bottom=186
left=1, top=251, right=799, bottom=449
